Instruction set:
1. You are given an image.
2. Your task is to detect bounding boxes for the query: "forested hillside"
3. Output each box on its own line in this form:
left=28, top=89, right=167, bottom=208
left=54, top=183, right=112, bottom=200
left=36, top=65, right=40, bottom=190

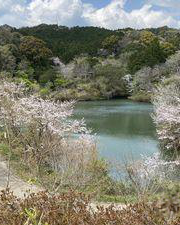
left=17, top=24, right=124, bottom=63
left=17, top=25, right=180, bottom=67
left=0, top=24, right=180, bottom=101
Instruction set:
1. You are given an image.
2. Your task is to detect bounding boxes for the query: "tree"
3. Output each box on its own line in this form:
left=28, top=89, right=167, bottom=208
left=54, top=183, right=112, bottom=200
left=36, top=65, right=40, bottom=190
left=140, top=31, right=156, bottom=45
left=161, top=41, right=176, bottom=57
left=20, top=36, right=52, bottom=67
left=39, top=68, right=57, bottom=85
left=0, top=27, right=12, bottom=45
left=0, top=44, right=17, bottom=73
left=132, top=67, right=153, bottom=94
left=153, top=77, right=180, bottom=159
left=166, top=50, right=180, bottom=73
left=94, top=64, right=127, bottom=97
left=128, top=38, right=166, bottom=74
left=102, top=35, right=119, bottom=53
left=0, top=81, right=97, bottom=191
left=144, top=38, right=166, bottom=66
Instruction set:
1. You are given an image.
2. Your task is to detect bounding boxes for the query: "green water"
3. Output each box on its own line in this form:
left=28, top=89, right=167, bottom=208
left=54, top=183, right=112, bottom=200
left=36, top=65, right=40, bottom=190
left=74, top=99, right=159, bottom=162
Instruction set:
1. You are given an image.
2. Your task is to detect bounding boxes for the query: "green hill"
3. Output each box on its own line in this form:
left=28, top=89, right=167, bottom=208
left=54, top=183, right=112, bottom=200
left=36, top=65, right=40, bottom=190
left=17, top=24, right=124, bottom=63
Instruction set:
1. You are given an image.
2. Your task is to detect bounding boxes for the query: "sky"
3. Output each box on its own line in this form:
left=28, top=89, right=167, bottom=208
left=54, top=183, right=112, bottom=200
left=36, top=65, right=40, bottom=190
left=0, top=0, right=180, bottom=29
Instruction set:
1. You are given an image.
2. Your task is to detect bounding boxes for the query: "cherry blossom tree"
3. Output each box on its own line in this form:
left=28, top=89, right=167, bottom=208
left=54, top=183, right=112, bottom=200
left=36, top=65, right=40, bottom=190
left=153, top=79, right=180, bottom=158
left=0, top=81, right=97, bottom=192
left=166, top=50, right=180, bottom=74
left=123, top=152, right=180, bottom=197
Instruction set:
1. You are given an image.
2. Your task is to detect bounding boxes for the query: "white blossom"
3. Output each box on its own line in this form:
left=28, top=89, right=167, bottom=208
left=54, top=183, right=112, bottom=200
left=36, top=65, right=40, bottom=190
left=0, top=81, right=89, bottom=136
left=0, top=81, right=96, bottom=189
left=132, top=153, right=180, bottom=190
left=152, top=81, right=180, bottom=155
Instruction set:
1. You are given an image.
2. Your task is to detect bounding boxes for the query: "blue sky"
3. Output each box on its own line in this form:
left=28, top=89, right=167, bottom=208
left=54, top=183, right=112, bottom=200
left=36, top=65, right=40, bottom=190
left=82, top=0, right=112, bottom=9
left=0, top=0, right=180, bottom=29
left=82, top=0, right=144, bottom=10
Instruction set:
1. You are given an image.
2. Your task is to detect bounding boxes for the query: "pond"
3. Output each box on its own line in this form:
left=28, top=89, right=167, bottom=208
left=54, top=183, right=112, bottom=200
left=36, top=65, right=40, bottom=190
left=74, top=99, right=159, bottom=163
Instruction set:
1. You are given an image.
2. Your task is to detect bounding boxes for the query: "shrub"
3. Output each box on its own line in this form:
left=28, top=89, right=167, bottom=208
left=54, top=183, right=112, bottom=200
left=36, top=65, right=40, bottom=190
left=0, top=81, right=99, bottom=193
left=129, top=91, right=151, bottom=102
left=94, top=64, right=128, bottom=97
left=0, top=189, right=179, bottom=225
left=39, top=87, right=50, bottom=98
left=166, top=51, right=180, bottom=74
left=124, top=153, right=180, bottom=196
left=132, top=64, right=168, bottom=95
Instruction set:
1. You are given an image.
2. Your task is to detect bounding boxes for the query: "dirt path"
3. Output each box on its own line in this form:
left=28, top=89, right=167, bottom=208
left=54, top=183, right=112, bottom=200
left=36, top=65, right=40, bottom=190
left=89, top=202, right=126, bottom=212
left=0, top=160, right=41, bottom=198
left=0, top=158, right=126, bottom=211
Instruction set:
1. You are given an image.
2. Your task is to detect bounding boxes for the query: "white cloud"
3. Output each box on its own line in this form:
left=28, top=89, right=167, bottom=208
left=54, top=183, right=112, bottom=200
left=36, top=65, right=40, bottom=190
left=83, top=0, right=128, bottom=29
left=147, top=0, right=180, bottom=9
left=129, top=4, right=179, bottom=28
left=0, top=0, right=180, bottom=29
left=0, top=0, right=87, bottom=27
left=0, top=0, right=28, bottom=27
left=26, top=0, right=85, bottom=26
left=83, top=1, right=180, bottom=29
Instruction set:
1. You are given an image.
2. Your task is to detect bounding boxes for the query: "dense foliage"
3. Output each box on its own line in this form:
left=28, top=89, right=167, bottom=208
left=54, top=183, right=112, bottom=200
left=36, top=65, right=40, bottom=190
left=0, top=24, right=180, bottom=101
left=18, top=24, right=124, bottom=63
left=0, top=189, right=179, bottom=225
left=17, top=25, right=178, bottom=70
left=19, top=36, right=52, bottom=67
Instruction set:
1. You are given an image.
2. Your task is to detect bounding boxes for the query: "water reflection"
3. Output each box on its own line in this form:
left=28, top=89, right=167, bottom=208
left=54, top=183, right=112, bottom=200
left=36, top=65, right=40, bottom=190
left=74, top=99, right=159, bottom=162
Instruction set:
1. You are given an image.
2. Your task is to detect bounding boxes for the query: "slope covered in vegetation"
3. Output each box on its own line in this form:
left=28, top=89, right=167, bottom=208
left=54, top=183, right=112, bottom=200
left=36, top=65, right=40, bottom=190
left=0, top=24, right=180, bottom=101
left=17, top=24, right=124, bottom=63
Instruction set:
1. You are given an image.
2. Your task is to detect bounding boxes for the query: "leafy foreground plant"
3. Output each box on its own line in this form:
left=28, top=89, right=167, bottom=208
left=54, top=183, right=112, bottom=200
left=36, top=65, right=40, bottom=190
left=0, top=189, right=179, bottom=225
left=0, top=80, right=107, bottom=194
